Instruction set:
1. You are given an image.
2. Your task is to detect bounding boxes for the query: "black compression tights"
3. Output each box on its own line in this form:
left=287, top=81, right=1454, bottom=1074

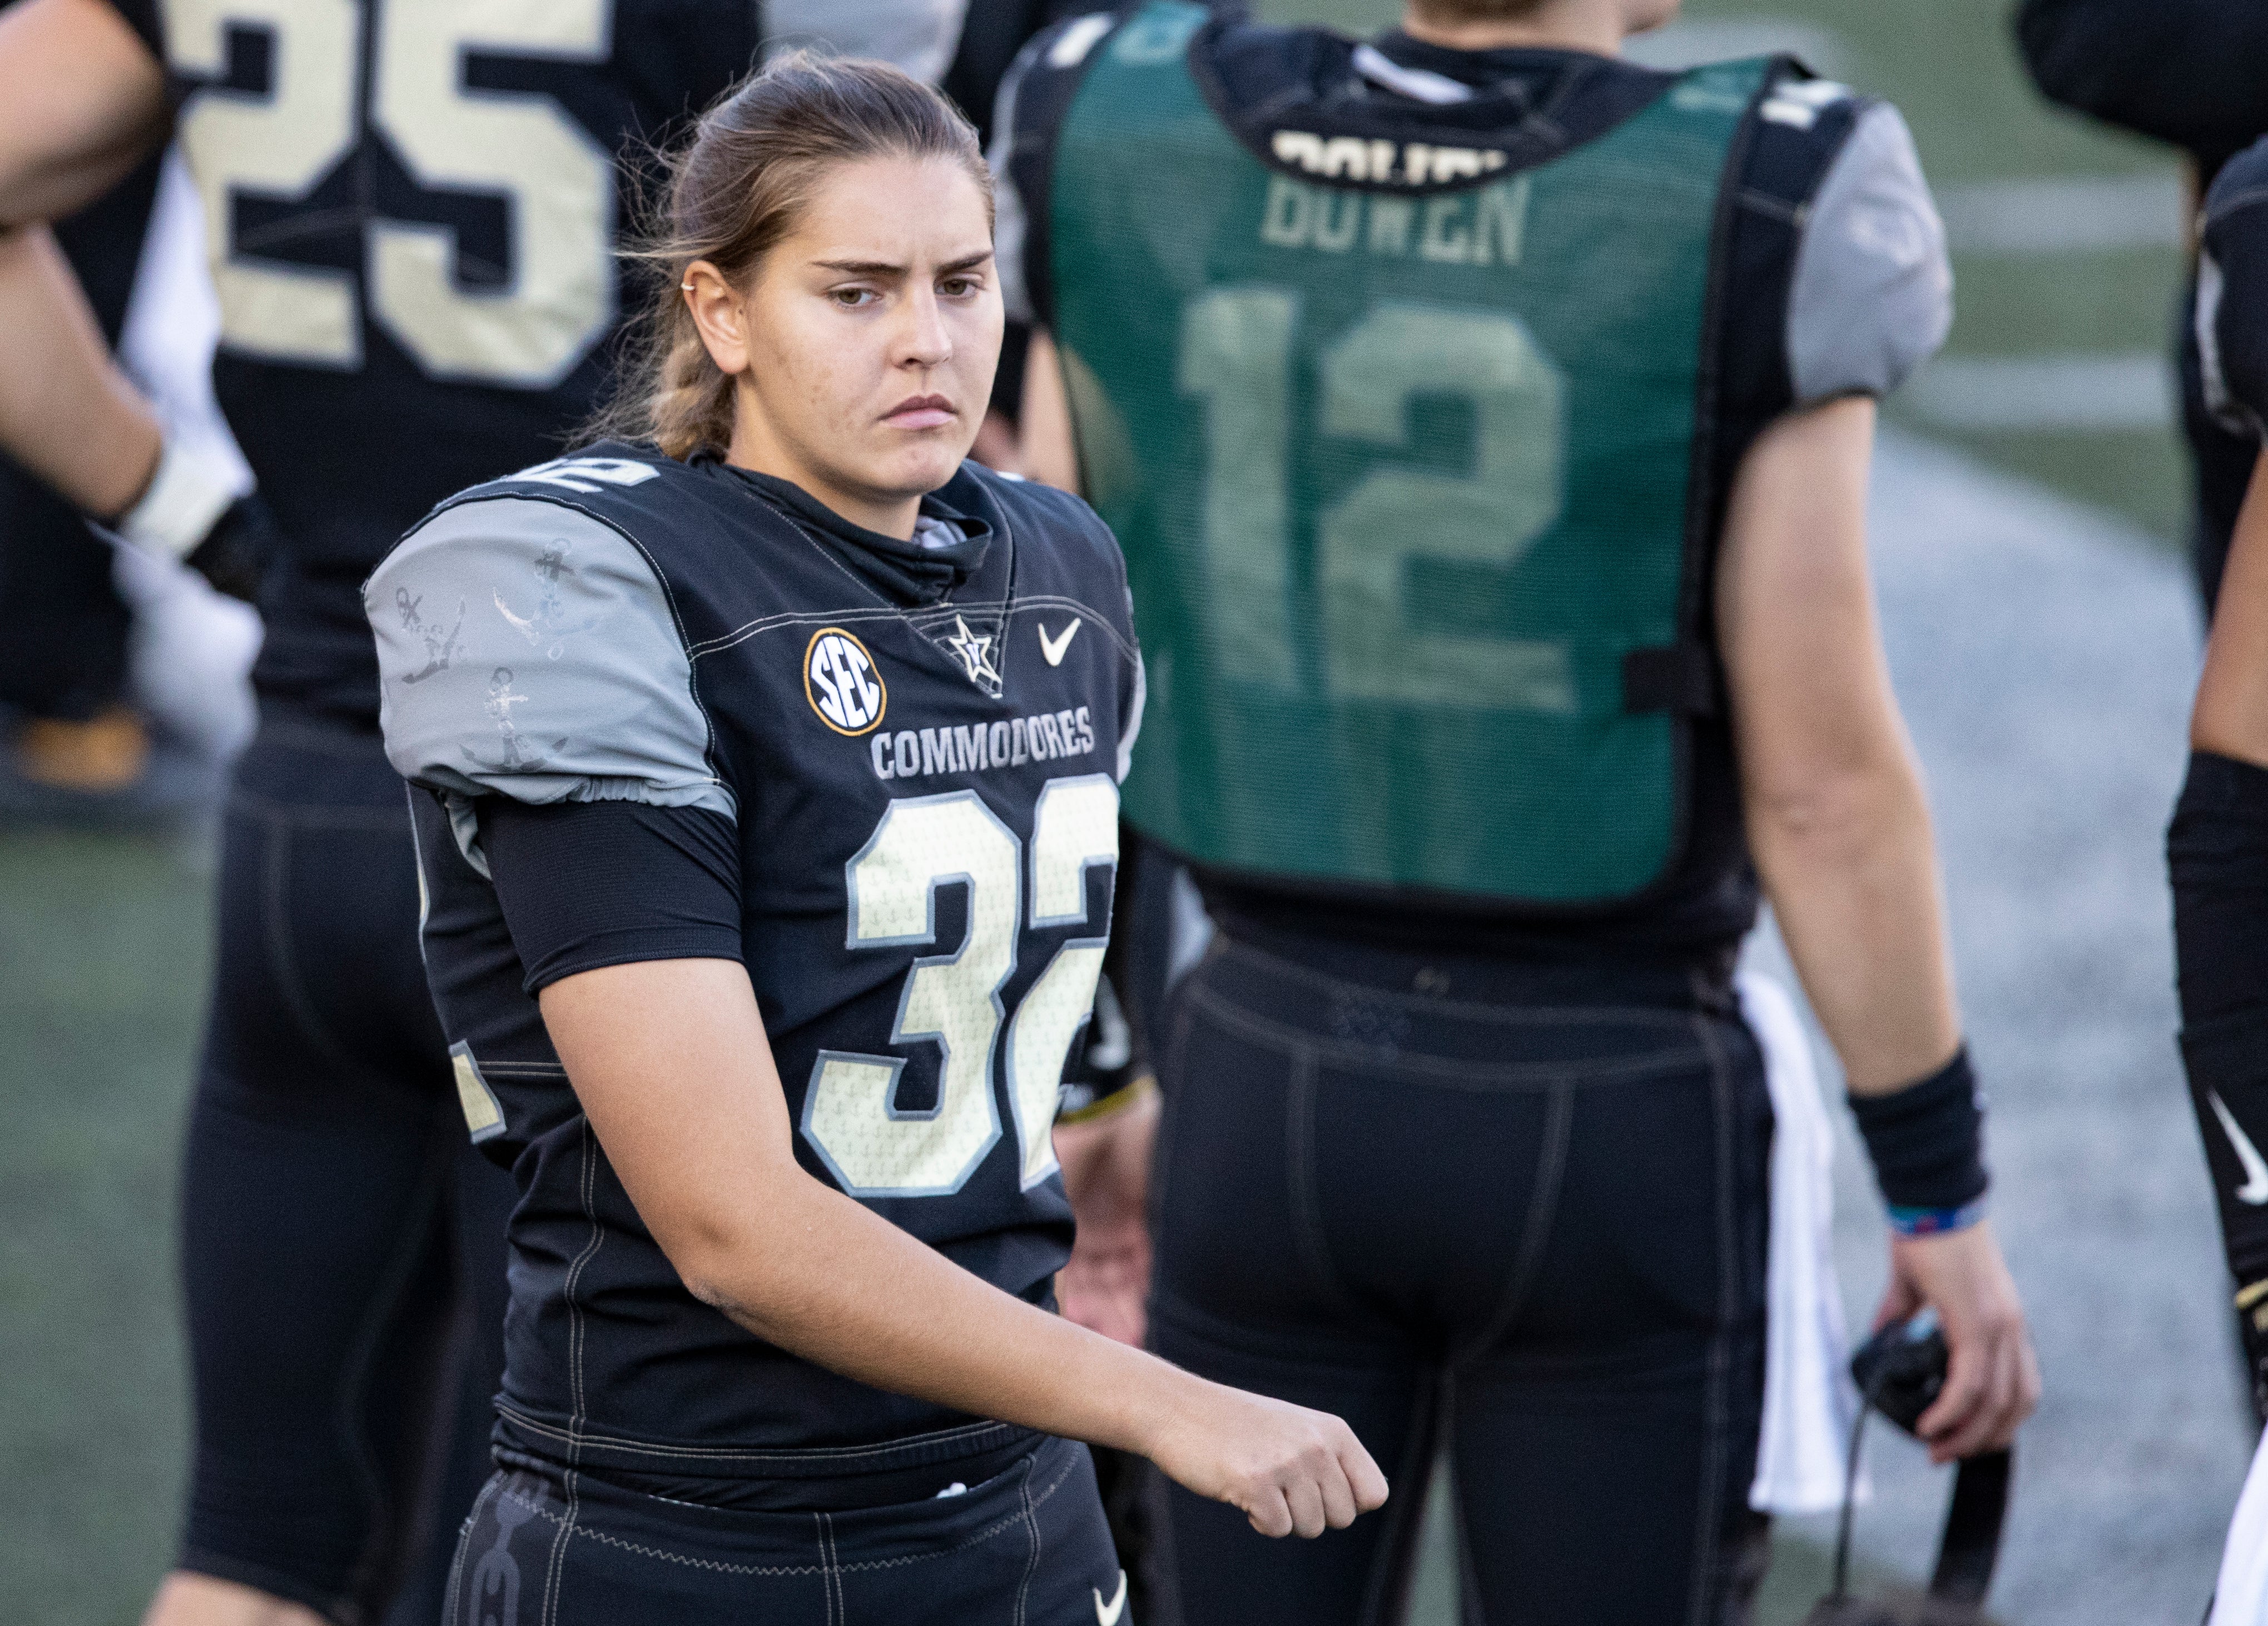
left=1148, top=938, right=1773, bottom=1626
left=176, top=716, right=511, bottom=1625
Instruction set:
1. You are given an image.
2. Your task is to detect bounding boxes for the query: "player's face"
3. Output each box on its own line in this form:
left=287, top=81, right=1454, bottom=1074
left=1622, top=0, right=1682, bottom=32
left=717, top=155, right=1001, bottom=537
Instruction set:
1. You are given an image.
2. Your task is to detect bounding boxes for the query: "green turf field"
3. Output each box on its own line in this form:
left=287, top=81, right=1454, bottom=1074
left=1, top=824, right=204, bottom=1626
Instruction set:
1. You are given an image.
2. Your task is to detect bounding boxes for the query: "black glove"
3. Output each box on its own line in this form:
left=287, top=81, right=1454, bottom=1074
left=181, top=492, right=280, bottom=604
left=97, top=436, right=274, bottom=604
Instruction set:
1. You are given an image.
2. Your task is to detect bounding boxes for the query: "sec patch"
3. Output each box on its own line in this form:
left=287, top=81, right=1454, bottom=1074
left=805, top=627, right=887, bottom=736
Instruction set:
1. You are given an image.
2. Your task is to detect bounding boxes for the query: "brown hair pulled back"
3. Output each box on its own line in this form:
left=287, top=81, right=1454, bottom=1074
left=592, top=52, right=993, bottom=460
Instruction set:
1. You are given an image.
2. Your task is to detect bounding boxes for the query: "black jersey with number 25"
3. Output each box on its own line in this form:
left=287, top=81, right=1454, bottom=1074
left=103, top=0, right=762, bottom=721
left=366, top=445, right=1143, bottom=1475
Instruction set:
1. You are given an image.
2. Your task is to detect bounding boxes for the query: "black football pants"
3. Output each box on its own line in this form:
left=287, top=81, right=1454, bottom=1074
left=1149, top=936, right=1771, bottom=1626
left=446, top=1437, right=1125, bottom=1625
left=177, top=710, right=512, bottom=1624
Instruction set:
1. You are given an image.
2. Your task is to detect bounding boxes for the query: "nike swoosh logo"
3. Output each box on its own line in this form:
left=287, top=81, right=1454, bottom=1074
left=2212, top=1090, right=2268, bottom=1205
left=1039, top=617, right=1082, bottom=666
left=1094, top=1570, right=1128, bottom=1626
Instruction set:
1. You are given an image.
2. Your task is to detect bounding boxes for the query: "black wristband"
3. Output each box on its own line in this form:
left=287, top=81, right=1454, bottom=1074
left=184, top=493, right=282, bottom=604
left=1849, top=1047, right=1989, bottom=1212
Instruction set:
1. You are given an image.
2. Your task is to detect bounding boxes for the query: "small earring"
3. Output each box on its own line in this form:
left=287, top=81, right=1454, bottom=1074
left=679, top=281, right=696, bottom=291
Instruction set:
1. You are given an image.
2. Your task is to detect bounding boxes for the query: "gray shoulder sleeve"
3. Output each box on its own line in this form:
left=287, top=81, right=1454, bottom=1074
left=1786, top=102, right=1953, bottom=405
left=366, top=498, right=733, bottom=832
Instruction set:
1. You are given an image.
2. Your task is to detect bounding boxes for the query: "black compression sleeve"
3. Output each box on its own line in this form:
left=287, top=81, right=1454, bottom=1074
left=2171, top=751, right=2268, bottom=1030
left=2170, top=751, right=2268, bottom=1288
left=480, top=800, right=743, bottom=993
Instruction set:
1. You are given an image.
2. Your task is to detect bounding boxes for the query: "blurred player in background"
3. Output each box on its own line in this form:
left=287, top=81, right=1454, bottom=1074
left=1001, top=0, right=2040, bottom=1618
left=0, top=4, right=1075, bottom=1624
left=2021, top=0, right=2268, bottom=1458
left=2168, top=130, right=2268, bottom=1625
left=2016, top=0, right=2268, bottom=611
left=2177, top=115, right=2268, bottom=1459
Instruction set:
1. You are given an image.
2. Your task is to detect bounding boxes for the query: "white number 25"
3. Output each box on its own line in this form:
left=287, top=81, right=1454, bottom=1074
left=803, top=778, right=1121, bottom=1199
left=166, top=0, right=613, bottom=386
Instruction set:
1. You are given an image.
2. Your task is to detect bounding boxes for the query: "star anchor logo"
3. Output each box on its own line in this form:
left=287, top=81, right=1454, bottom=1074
left=942, top=614, right=1001, bottom=689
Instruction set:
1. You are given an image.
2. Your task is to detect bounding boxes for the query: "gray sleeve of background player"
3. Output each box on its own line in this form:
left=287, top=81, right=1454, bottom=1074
left=1786, top=102, right=1954, bottom=405
left=366, top=498, right=732, bottom=869
left=762, top=0, right=966, bottom=85
left=989, top=37, right=1042, bottom=326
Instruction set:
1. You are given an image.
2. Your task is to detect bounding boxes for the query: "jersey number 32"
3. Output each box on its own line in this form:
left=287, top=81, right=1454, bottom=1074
left=166, top=0, right=613, bottom=386
left=803, top=779, right=1121, bottom=1201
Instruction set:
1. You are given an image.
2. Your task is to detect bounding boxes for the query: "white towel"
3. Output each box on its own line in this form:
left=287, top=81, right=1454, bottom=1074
left=1741, top=971, right=1867, bottom=1515
left=2210, top=1427, right=2268, bottom=1625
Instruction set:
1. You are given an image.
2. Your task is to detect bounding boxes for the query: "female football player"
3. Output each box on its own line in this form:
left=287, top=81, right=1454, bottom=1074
left=0, top=7, right=1127, bottom=1625
left=999, top=0, right=2039, bottom=1619
left=364, top=54, right=1384, bottom=1623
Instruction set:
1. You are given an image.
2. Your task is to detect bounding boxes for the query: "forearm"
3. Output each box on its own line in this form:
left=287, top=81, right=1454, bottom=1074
left=0, top=221, right=160, bottom=515
left=2175, top=459, right=2268, bottom=1294
left=1749, top=750, right=1962, bottom=1094
left=0, top=0, right=167, bottom=229
left=1720, top=399, right=1961, bottom=1093
left=2170, top=753, right=2268, bottom=1263
left=681, top=1171, right=1191, bottom=1452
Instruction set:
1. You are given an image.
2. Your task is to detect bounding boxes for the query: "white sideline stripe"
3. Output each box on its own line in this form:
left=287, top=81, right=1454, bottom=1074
left=1937, top=172, right=2186, bottom=256
left=1624, top=17, right=1848, bottom=75
left=1900, top=351, right=2173, bottom=433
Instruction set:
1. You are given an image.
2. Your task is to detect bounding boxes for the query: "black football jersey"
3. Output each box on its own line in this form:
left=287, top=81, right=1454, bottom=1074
left=102, top=0, right=757, bottom=722
left=366, top=445, right=1143, bottom=1475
